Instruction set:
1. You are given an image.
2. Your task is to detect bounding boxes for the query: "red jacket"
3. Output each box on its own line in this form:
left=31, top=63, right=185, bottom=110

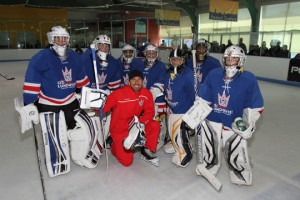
left=103, top=85, right=155, bottom=134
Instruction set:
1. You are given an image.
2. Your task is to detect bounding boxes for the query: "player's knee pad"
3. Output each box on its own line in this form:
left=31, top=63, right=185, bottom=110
left=223, top=130, right=252, bottom=185
left=198, top=120, right=222, bottom=175
left=168, top=114, right=193, bottom=167
left=68, top=110, right=102, bottom=169
left=40, top=111, right=70, bottom=177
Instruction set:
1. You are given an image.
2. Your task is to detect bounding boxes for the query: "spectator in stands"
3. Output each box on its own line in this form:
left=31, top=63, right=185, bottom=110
left=278, top=45, right=290, bottom=58
left=225, top=39, right=233, bottom=49
left=238, top=37, right=247, bottom=53
left=260, top=41, right=268, bottom=56
left=160, top=40, right=166, bottom=47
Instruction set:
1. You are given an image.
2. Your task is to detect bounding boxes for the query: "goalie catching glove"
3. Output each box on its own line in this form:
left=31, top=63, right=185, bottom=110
left=14, top=97, right=39, bottom=134
left=80, top=86, right=110, bottom=109
left=123, top=116, right=146, bottom=150
left=231, top=108, right=261, bottom=140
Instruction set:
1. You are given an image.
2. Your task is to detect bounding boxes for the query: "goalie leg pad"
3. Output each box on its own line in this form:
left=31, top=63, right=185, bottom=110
left=14, top=97, right=39, bottom=134
left=197, top=120, right=222, bottom=175
left=168, top=114, right=193, bottom=167
left=223, top=129, right=252, bottom=185
left=40, top=111, right=70, bottom=177
left=68, top=110, right=102, bottom=169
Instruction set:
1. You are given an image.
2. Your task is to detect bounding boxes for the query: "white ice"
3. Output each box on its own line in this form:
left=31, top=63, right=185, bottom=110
left=0, top=61, right=300, bottom=200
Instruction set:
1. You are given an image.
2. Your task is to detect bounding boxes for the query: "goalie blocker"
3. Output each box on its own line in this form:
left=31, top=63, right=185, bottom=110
left=80, top=86, right=110, bottom=109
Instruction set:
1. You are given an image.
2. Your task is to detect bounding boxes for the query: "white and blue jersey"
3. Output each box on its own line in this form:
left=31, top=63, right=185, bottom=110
left=163, top=66, right=195, bottom=114
left=187, top=56, right=222, bottom=85
left=23, top=48, right=89, bottom=106
left=198, top=67, right=264, bottom=128
left=81, top=48, right=122, bottom=91
left=117, top=57, right=144, bottom=87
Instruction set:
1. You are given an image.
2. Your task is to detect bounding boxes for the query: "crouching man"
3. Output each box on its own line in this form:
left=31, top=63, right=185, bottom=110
left=103, top=70, right=160, bottom=167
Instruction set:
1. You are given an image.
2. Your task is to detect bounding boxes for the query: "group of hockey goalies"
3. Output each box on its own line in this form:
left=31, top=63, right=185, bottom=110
left=14, top=26, right=264, bottom=190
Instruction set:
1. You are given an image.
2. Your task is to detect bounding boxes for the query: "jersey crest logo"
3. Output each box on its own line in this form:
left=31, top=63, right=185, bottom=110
left=62, top=67, right=72, bottom=82
left=196, top=71, right=202, bottom=83
left=123, top=64, right=130, bottom=71
left=166, top=88, right=172, bottom=101
left=98, top=72, right=107, bottom=85
left=123, top=74, right=129, bottom=85
left=218, top=91, right=230, bottom=107
left=139, top=99, right=144, bottom=107
left=143, top=76, right=148, bottom=88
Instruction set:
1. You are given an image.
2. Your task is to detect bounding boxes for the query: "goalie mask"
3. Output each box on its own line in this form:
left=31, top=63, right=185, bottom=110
left=47, top=26, right=70, bottom=59
left=223, top=45, right=246, bottom=79
left=93, top=35, right=111, bottom=65
left=169, top=49, right=185, bottom=74
left=122, top=44, right=136, bottom=64
left=144, top=44, right=159, bottom=68
left=195, top=38, right=211, bottom=61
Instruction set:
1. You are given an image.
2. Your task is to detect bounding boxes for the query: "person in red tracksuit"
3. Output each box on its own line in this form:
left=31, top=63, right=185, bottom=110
left=103, top=70, right=160, bottom=167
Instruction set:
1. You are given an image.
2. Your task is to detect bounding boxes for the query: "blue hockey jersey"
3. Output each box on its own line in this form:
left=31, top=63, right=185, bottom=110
left=23, top=48, right=89, bottom=106
left=117, top=57, right=144, bottom=87
left=198, top=67, right=264, bottom=128
left=81, top=48, right=122, bottom=91
left=163, top=66, right=195, bottom=114
left=187, top=56, right=222, bottom=85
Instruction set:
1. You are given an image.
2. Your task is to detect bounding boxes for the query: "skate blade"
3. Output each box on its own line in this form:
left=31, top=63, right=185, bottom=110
left=140, top=155, right=159, bottom=167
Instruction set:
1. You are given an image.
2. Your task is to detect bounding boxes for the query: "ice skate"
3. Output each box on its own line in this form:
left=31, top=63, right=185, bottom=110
left=140, top=147, right=159, bottom=167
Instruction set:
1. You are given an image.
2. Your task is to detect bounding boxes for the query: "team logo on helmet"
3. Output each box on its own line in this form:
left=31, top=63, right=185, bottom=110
left=62, top=67, right=72, bottom=82
left=218, top=91, right=230, bottom=108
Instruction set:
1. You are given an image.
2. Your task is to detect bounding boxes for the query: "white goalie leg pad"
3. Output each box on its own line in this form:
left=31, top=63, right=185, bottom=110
left=168, top=114, right=193, bottom=167
left=223, top=129, right=252, bottom=185
left=197, top=120, right=222, bottom=175
left=68, top=110, right=102, bottom=169
left=80, top=86, right=110, bottom=109
left=14, top=97, right=39, bottom=134
left=150, top=83, right=164, bottom=101
left=182, top=97, right=212, bottom=129
left=40, top=111, right=70, bottom=177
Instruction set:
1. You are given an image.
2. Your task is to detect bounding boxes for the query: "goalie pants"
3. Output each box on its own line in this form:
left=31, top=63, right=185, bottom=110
left=110, top=120, right=160, bottom=167
left=35, top=99, right=80, bottom=129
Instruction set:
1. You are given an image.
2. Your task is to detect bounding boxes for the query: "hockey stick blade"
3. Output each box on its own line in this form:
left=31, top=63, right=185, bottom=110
left=0, top=73, right=15, bottom=80
left=196, top=164, right=222, bottom=191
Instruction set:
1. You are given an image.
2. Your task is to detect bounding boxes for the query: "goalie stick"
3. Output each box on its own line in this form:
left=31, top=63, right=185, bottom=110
left=90, top=44, right=109, bottom=183
left=191, top=50, right=222, bottom=191
left=0, top=73, right=15, bottom=80
left=32, top=123, right=48, bottom=200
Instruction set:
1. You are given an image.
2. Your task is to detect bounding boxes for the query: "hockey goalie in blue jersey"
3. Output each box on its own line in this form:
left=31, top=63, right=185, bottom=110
left=117, top=44, right=144, bottom=87
left=184, top=45, right=264, bottom=186
left=14, top=26, right=104, bottom=178
left=81, top=34, right=122, bottom=91
left=187, top=38, right=222, bottom=85
left=162, top=49, right=195, bottom=167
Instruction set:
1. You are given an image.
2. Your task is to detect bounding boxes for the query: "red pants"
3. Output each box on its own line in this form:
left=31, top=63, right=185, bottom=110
left=110, top=120, right=160, bottom=166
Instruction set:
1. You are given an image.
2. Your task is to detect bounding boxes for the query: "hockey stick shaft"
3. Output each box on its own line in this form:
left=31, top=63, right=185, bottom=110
left=90, top=44, right=100, bottom=90
left=32, top=123, right=47, bottom=200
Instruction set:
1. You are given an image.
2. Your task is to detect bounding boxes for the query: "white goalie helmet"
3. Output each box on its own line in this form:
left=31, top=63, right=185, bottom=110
left=93, top=35, right=111, bottom=61
left=122, top=44, right=136, bottom=64
left=47, top=26, right=70, bottom=58
left=223, top=45, right=246, bottom=78
left=144, top=44, right=159, bottom=67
